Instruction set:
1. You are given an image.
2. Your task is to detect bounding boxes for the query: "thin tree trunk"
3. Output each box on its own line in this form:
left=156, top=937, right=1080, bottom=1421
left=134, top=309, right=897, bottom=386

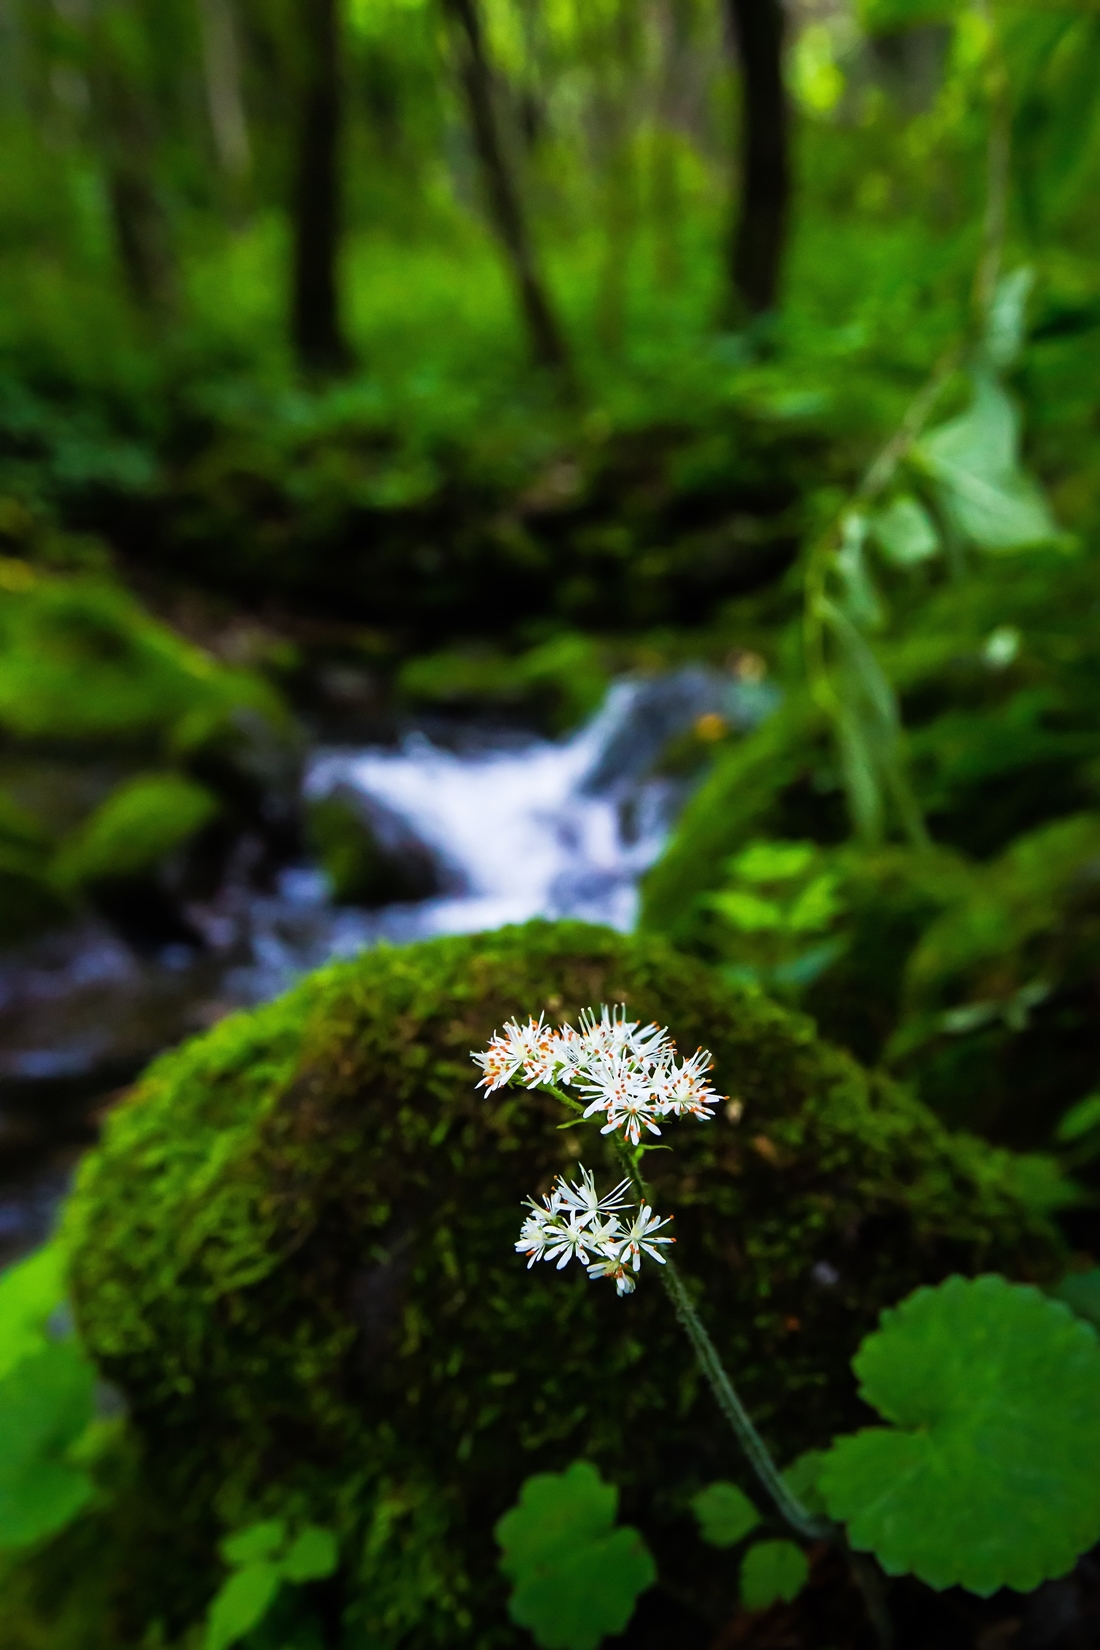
left=725, top=0, right=789, bottom=318
left=292, top=0, right=351, bottom=375
left=197, top=0, right=251, bottom=183
left=90, top=6, right=177, bottom=315
left=442, top=0, right=570, bottom=377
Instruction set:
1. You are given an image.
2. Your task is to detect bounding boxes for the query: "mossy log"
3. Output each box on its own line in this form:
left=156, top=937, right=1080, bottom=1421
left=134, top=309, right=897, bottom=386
left=58, top=921, right=1058, bottom=1646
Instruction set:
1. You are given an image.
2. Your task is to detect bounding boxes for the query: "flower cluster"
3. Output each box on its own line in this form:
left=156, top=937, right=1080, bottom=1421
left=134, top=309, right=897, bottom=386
left=472, top=1004, right=722, bottom=1146
left=515, top=1167, right=673, bottom=1295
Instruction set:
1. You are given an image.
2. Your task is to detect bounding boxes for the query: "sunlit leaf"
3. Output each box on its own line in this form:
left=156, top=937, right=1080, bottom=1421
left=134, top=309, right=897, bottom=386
left=496, top=1462, right=655, bottom=1650
left=917, top=373, right=1058, bottom=552
left=819, top=1275, right=1100, bottom=1594
left=219, top=1520, right=286, bottom=1566
left=690, top=1481, right=759, bottom=1547
left=740, top=1540, right=809, bottom=1611
left=705, top=889, right=784, bottom=932
left=0, top=1341, right=95, bottom=1548
left=282, top=1525, right=339, bottom=1583
left=869, top=496, right=940, bottom=567
left=0, top=1244, right=66, bottom=1379
left=984, top=268, right=1034, bottom=371
left=204, top=1562, right=282, bottom=1650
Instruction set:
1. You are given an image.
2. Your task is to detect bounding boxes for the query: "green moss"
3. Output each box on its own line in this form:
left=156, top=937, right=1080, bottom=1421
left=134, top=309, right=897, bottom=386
left=46, top=922, right=1059, bottom=1648
left=53, top=773, right=221, bottom=892
left=0, top=562, right=285, bottom=754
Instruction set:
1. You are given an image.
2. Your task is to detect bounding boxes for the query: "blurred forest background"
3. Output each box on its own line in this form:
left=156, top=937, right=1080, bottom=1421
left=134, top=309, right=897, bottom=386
left=3, top=0, right=1100, bottom=1171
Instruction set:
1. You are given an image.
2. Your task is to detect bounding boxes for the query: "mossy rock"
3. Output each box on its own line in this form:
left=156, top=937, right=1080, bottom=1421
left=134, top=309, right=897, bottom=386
left=58, top=922, right=1058, bottom=1647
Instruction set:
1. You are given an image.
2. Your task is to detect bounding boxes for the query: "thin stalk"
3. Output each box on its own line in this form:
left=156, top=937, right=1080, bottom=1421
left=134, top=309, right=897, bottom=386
left=547, top=1083, right=829, bottom=1540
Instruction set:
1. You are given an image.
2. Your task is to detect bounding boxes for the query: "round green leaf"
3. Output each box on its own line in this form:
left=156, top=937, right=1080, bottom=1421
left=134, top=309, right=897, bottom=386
left=740, top=1541, right=809, bottom=1611
left=819, top=1275, right=1100, bottom=1594
left=691, top=1481, right=759, bottom=1547
left=496, top=1461, right=655, bottom=1650
left=1052, top=1270, right=1100, bottom=1332
left=282, top=1525, right=338, bottom=1583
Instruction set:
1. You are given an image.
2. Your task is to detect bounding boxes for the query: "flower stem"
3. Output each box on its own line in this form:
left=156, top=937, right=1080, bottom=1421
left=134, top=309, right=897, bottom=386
left=610, top=1134, right=831, bottom=1542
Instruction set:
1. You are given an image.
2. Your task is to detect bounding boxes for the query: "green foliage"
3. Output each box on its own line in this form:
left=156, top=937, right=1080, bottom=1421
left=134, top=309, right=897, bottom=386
left=53, top=922, right=1058, bottom=1646
left=820, top=1275, right=1100, bottom=1594
left=398, top=634, right=610, bottom=733
left=1050, top=1268, right=1100, bottom=1331
left=496, top=1462, right=655, bottom=1650
left=739, top=1540, right=809, bottom=1612
left=53, top=772, right=219, bottom=891
left=690, top=1481, right=759, bottom=1548
left=0, top=562, right=285, bottom=754
left=0, top=1246, right=97, bottom=1554
left=914, top=372, right=1060, bottom=554
left=203, top=1520, right=338, bottom=1650
left=704, top=839, right=848, bottom=995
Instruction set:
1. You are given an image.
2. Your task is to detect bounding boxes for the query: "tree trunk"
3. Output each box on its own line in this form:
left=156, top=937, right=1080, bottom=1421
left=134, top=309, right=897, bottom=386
left=442, top=0, right=570, bottom=378
left=725, top=0, right=790, bottom=318
left=90, top=8, right=177, bottom=315
left=292, top=0, right=351, bottom=375
left=197, top=0, right=251, bottom=183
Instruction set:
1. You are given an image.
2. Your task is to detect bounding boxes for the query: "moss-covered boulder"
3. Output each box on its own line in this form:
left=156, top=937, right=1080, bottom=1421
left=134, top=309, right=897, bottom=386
left=58, top=921, right=1058, bottom=1647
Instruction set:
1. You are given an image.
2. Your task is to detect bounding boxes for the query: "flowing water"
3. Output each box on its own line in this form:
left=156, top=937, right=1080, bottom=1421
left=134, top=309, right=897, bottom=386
left=0, top=666, right=775, bottom=1260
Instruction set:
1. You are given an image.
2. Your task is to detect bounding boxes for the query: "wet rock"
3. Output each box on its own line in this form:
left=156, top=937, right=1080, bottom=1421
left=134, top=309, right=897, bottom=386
left=305, top=782, right=443, bottom=906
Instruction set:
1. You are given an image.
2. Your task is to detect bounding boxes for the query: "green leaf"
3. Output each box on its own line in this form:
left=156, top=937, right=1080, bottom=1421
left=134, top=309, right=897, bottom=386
left=0, top=1244, right=66, bottom=1379
left=819, top=1275, right=1100, bottom=1594
left=917, top=374, right=1058, bottom=552
left=1051, top=1270, right=1100, bottom=1332
left=204, top=1562, right=282, bottom=1650
left=1056, top=1094, right=1100, bottom=1143
left=0, top=1341, right=95, bottom=1548
left=985, top=268, right=1034, bottom=372
left=690, top=1482, right=759, bottom=1547
left=740, top=1541, right=809, bottom=1611
left=730, top=841, right=816, bottom=883
left=705, top=889, right=784, bottom=932
left=869, top=496, right=940, bottom=567
left=219, top=1520, right=286, bottom=1567
left=496, top=1461, right=655, bottom=1650
left=282, top=1525, right=338, bottom=1583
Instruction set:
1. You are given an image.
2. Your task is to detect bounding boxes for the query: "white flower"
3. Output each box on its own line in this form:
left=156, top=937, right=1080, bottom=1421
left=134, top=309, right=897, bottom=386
left=616, top=1204, right=674, bottom=1271
left=586, top=1255, right=637, bottom=1295
left=552, top=1165, right=632, bottom=1223
left=654, top=1047, right=720, bottom=1121
left=514, top=1169, right=671, bottom=1294
left=473, top=1002, right=726, bottom=1145
left=473, top=1015, right=557, bottom=1093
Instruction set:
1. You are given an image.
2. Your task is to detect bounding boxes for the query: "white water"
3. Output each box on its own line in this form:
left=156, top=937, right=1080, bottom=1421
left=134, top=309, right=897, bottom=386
left=303, top=679, right=683, bottom=943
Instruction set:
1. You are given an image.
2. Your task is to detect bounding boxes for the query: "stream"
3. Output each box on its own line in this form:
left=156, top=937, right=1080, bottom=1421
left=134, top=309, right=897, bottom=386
left=0, top=665, right=775, bottom=1263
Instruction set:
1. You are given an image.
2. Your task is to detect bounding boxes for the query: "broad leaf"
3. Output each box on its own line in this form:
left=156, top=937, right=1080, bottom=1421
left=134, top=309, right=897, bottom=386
left=282, top=1525, right=338, bottom=1583
left=740, top=1540, right=809, bottom=1611
left=819, top=1275, right=1100, bottom=1594
left=1052, top=1270, right=1100, bottom=1332
left=869, top=496, right=939, bottom=567
left=0, top=1341, right=95, bottom=1547
left=0, top=1245, right=66, bottom=1379
left=691, top=1482, right=759, bottom=1547
left=496, top=1462, right=655, bottom=1650
left=1056, top=1094, right=1100, bottom=1143
left=204, top=1561, right=282, bottom=1650
left=220, top=1520, right=286, bottom=1566
left=916, top=374, right=1057, bottom=552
